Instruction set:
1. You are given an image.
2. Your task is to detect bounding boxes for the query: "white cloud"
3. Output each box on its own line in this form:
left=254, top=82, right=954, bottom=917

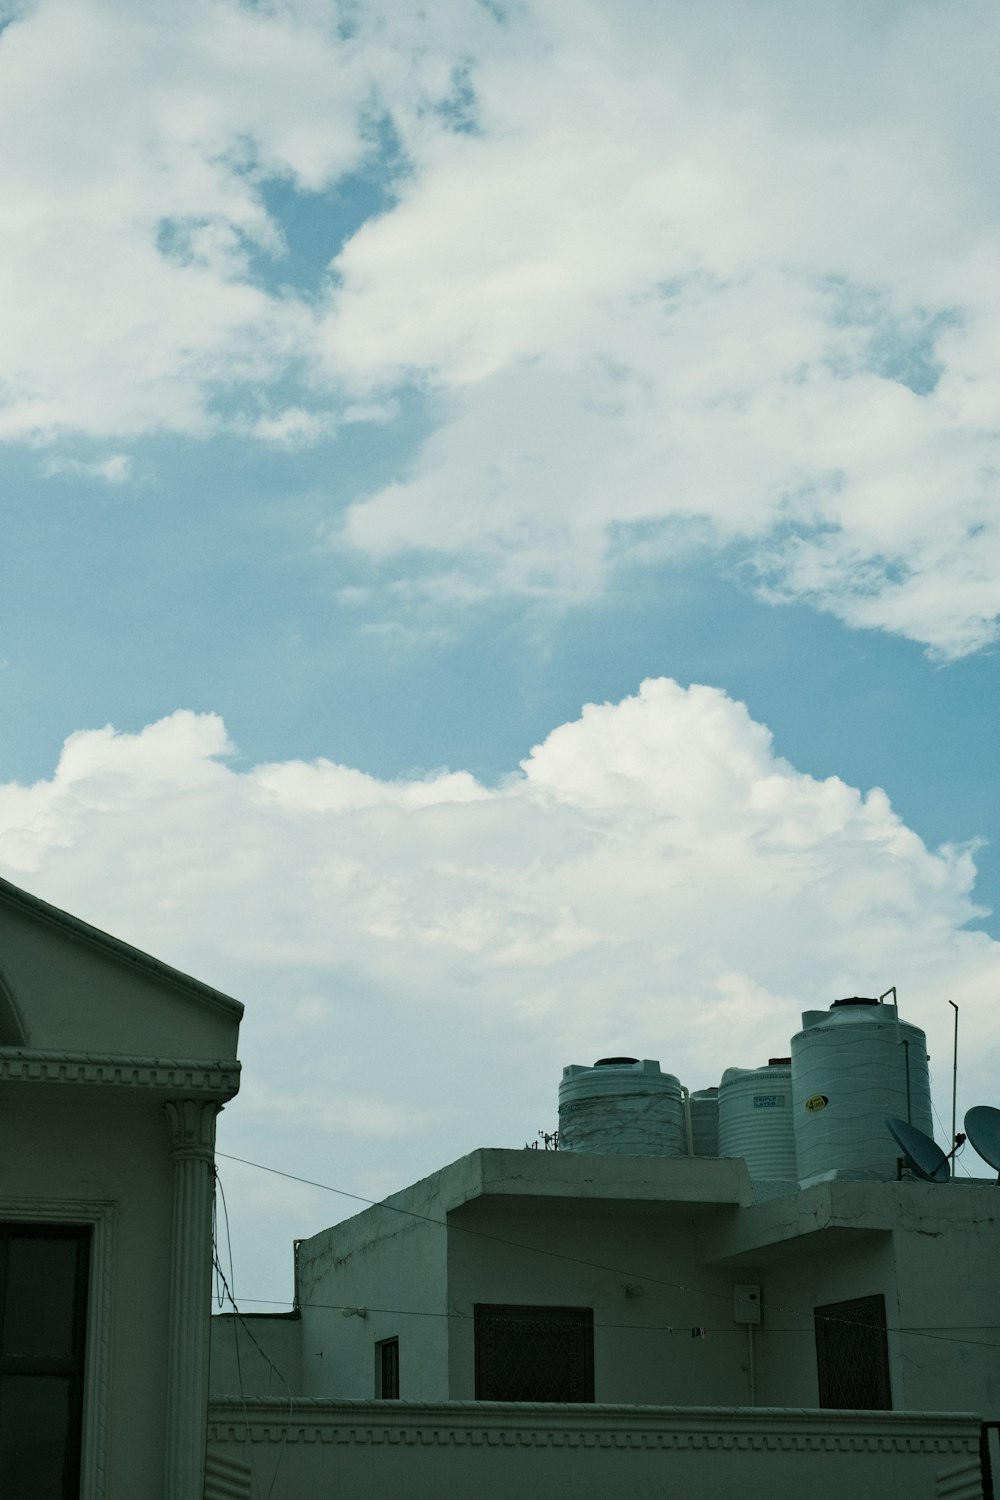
left=40, top=452, right=133, bottom=482
left=241, top=407, right=337, bottom=449
left=0, top=0, right=488, bottom=439
left=3, top=0, right=1000, bottom=655
left=319, top=5, right=1000, bottom=655
left=1, top=684, right=996, bottom=1297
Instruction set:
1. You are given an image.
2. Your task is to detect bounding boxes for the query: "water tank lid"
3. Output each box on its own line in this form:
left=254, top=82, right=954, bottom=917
left=594, top=1056, right=639, bottom=1066
left=831, top=996, right=878, bottom=1007
left=768, top=1057, right=791, bottom=1065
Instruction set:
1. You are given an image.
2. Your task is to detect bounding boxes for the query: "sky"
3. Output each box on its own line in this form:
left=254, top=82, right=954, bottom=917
left=1, top=0, right=999, bottom=1310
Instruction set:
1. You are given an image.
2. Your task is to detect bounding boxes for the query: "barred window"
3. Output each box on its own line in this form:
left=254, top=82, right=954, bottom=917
left=475, top=1305, right=594, bottom=1402
left=377, top=1337, right=399, bottom=1399
left=0, top=1225, right=91, bottom=1500
left=814, top=1293, right=891, bottom=1409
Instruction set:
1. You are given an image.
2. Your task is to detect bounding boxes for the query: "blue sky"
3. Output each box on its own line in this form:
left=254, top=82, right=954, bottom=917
left=1, top=0, right=999, bottom=1305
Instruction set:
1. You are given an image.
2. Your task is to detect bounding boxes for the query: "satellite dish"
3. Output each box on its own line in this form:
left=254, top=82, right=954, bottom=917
left=964, top=1106, right=1000, bottom=1181
left=885, top=1117, right=951, bottom=1183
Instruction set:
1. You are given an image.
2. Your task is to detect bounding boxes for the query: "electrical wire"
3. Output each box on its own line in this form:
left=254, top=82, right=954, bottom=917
left=212, top=1169, right=292, bottom=1500
left=215, top=1149, right=1000, bottom=1354
left=217, top=1293, right=1000, bottom=1345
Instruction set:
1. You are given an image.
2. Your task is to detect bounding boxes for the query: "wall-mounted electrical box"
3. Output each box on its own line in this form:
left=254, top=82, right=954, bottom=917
left=733, top=1283, right=762, bottom=1324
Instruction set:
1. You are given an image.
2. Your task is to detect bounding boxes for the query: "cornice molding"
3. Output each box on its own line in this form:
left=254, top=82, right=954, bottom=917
left=0, top=1048, right=240, bottom=1099
left=207, top=1400, right=982, bottom=1458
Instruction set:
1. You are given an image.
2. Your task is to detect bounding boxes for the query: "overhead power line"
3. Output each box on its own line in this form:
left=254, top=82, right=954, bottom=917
left=215, top=1151, right=1000, bottom=1353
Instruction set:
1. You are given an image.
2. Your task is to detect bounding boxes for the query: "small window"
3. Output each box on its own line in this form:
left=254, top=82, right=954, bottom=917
left=377, top=1337, right=399, bottom=1399
left=814, top=1293, right=891, bottom=1409
left=475, top=1305, right=594, bottom=1402
left=0, top=1225, right=90, bottom=1499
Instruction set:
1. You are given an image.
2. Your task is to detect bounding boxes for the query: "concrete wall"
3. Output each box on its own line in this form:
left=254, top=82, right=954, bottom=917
left=893, top=1213, right=1000, bottom=1420
left=701, top=1177, right=1000, bottom=1418
left=211, top=1313, right=303, bottom=1398
left=206, top=1398, right=986, bottom=1500
left=446, top=1203, right=753, bottom=1405
left=753, top=1232, right=899, bottom=1408
left=296, top=1189, right=451, bottom=1400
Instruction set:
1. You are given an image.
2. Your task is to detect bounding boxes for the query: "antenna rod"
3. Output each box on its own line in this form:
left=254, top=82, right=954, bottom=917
left=680, top=1085, right=694, bottom=1157
left=880, top=986, right=910, bottom=1123
left=949, top=1000, right=959, bottom=1179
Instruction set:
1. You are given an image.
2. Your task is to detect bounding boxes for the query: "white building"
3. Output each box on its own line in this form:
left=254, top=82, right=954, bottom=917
left=1, top=873, right=992, bottom=1499
left=0, top=876, right=243, bottom=1500
left=209, top=1001, right=1000, bottom=1499
left=281, top=1147, right=1000, bottom=1417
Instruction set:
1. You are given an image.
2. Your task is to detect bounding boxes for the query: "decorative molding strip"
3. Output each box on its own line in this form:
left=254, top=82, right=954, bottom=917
left=1, top=1198, right=116, bottom=1500
left=0, top=1048, right=240, bottom=1098
left=207, top=1400, right=983, bottom=1460
left=164, top=1098, right=221, bottom=1161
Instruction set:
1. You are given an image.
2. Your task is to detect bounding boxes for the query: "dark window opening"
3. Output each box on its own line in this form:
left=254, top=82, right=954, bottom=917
left=475, top=1305, right=594, bottom=1402
left=814, top=1293, right=891, bottom=1409
left=0, top=1224, right=90, bottom=1500
left=377, top=1337, right=399, bottom=1399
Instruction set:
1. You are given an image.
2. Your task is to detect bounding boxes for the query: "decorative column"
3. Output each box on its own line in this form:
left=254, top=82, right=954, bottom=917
left=163, top=1098, right=220, bottom=1500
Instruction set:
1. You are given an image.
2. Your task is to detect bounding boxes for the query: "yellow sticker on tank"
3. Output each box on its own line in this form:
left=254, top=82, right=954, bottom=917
left=805, top=1094, right=829, bottom=1112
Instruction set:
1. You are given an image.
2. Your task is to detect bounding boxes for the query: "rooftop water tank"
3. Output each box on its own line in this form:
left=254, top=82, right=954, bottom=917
left=718, top=1061, right=796, bottom=1181
left=690, top=1087, right=719, bottom=1157
left=558, top=1057, right=685, bottom=1156
left=791, top=997, right=933, bottom=1183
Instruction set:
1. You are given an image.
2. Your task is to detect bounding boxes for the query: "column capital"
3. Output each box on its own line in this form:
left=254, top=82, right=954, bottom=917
left=163, top=1097, right=219, bottom=1161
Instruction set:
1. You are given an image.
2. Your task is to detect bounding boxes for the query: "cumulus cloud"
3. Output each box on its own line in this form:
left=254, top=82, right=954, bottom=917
left=1, top=683, right=997, bottom=1294
left=2, top=685, right=993, bottom=1065
left=3, top=0, right=1000, bottom=654
left=0, top=0, right=488, bottom=440
left=320, top=5, right=1000, bottom=656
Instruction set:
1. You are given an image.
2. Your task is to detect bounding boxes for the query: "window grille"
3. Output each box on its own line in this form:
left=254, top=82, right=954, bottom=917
left=0, top=1224, right=90, bottom=1499
left=475, top=1305, right=594, bottom=1402
left=377, top=1337, right=399, bottom=1399
left=814, top=1293, right=891, bottom=1409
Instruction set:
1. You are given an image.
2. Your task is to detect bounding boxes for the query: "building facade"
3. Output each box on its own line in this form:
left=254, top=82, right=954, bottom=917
left=0, top=876, right=242, bottom=1500
left=209, top=1006, right=1000, bottom=1498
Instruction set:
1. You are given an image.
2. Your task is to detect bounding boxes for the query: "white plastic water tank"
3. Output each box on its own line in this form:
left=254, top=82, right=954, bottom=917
left=690, top=1087, right=719, bottom=1157
left=791, top=997, right=933, bottom=1183
left=558, top=1057, right=685, bottom=1156
left=718, top=1061, right=796, bottom=1180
